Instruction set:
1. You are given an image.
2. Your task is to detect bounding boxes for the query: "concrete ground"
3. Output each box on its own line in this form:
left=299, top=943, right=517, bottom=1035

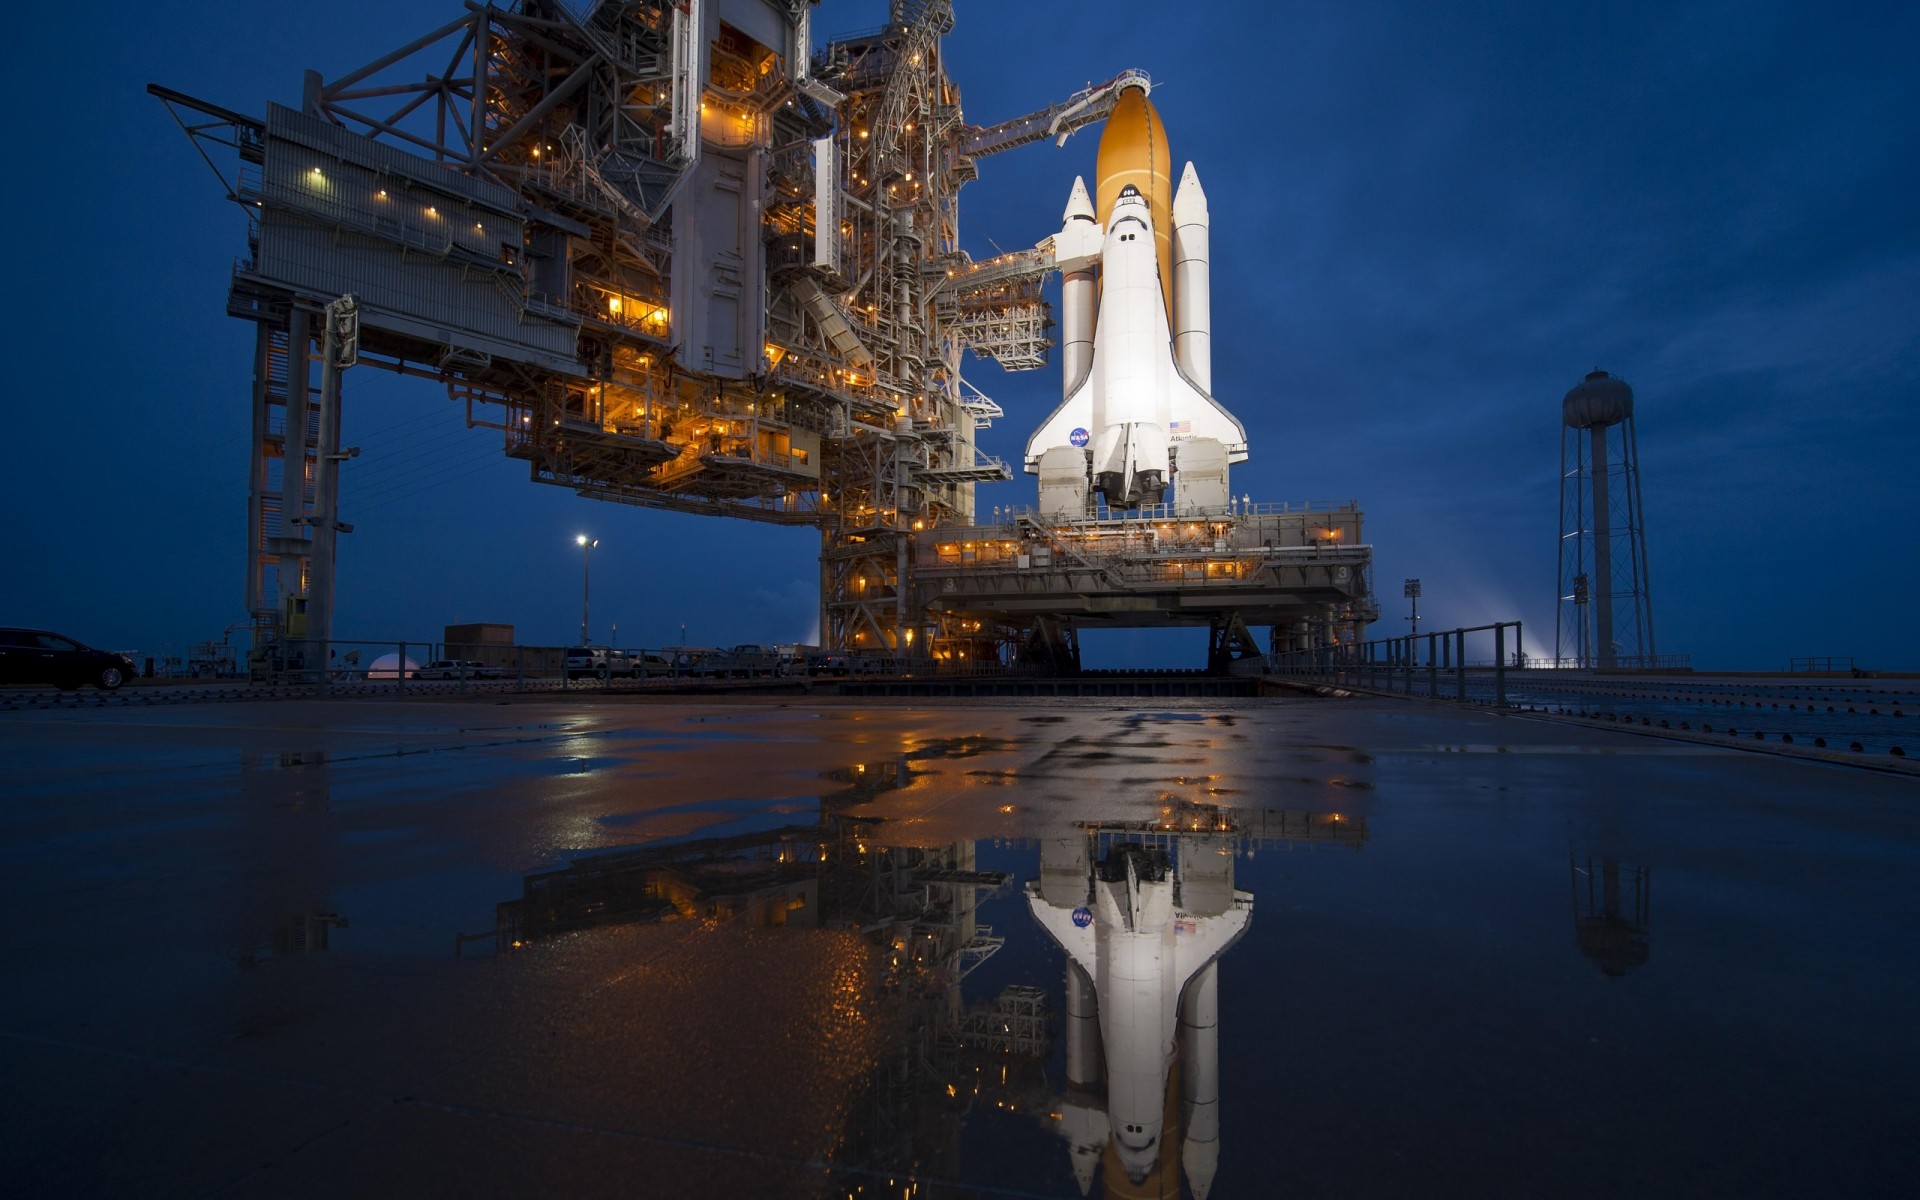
left=1, top=694, right=1914, bottom=1197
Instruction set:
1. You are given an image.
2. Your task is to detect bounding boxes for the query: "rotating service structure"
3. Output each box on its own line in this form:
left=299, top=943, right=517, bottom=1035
left=152, top=0, right=1156, bottom=659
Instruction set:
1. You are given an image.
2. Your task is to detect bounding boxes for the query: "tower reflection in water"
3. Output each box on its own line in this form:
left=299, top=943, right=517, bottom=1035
left=237, top=750, right=348, bottom=968
left=469, top=767, right=1365, bottom=1197
left=1570, top=853, right=1652, bottom=978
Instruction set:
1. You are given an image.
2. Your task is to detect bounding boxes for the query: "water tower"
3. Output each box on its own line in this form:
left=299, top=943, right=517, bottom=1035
left=1557, top=370, right=1655, bottom=669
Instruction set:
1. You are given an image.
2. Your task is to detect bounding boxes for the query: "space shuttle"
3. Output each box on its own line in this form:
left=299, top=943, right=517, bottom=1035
left=1028, top=834, right=1251, bottom=1196
left=1027, top=84, right=1247, bottom=516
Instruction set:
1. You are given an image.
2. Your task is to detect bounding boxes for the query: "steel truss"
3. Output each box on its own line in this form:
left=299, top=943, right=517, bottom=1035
left=156, top=2, right=1167, bottom=653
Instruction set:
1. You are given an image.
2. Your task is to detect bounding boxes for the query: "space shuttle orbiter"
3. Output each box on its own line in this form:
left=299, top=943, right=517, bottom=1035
left=1026, top=83, right=1247, bottom=516
left=1028, top=835, right=1251, bottom=1193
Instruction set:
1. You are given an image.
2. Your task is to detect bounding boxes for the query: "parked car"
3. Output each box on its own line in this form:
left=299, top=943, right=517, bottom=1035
left=563, top=647, right=604, bottom=679
left=413, top=660, right=502, bottom=680
left=807, top=651, right=897, bottom=677
left=670, top=648, right=721, bottom=676
left=563, top=647, right=659, bottom=679
left=0, top=628, right=137, bottom=691
left=807, top=651, right=853, bottom=677
left=632, top=652, right=672, bottom=678
left=695, top=644, right=779, bottom=678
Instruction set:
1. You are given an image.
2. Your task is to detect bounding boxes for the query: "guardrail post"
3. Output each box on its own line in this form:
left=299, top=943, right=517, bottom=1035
left=1428, top=632, right=1437, bottom=697
left=1456, top=630, right=1467, bottom=701
left=397, top=642, right=406, bottom=696
left=1494, top=624, right=1507, bottom=708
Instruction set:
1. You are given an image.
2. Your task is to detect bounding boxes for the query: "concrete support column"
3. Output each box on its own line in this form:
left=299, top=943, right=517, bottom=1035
left=245, top=324, right=271, bottom=617
left=309, top=318, right=345, bottom=660
left=279, top=310, right=313, bottom=607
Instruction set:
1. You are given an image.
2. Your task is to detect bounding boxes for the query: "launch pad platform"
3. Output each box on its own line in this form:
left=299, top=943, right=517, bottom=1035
left=910, top=501, right=1375, bottom=668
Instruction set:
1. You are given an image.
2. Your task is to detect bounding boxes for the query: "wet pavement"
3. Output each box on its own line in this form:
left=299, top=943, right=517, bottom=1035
left=2, top=695, right=1915, bottom=1198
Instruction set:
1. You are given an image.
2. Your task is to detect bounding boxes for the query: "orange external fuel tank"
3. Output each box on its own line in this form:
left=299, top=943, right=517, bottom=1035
left=1094, top=84, right=1176, bottom=320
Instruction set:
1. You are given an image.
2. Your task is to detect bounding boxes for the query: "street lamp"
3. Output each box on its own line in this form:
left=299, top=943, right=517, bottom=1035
left=576, top=534, right=598, bottom=645
left=1404, top=577, right=1422, bottom=637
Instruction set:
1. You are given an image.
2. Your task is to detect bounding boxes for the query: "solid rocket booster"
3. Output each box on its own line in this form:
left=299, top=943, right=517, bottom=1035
left=1060, top=959, right=1108, bottom=1196
left=1172, top=161, right=1211, bottom=394
left=1060, top=177, right=1098, bottom=400
left=1027, top=83, right=1246, bottom=513
left=1178, top=959, right=1221, bottom=1200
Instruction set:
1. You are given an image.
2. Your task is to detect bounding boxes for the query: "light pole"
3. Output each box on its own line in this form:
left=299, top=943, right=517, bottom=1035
left=576, top=534, right=598, bottom=645
left=1404, top=577, right=1422, bottom=637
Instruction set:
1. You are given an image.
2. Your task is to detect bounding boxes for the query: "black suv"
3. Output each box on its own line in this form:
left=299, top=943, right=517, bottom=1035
left=0, top=629, right=137, bottom=691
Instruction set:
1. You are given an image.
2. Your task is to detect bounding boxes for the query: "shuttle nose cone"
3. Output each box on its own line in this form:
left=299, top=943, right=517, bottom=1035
left=1114, top=1135, right=1159, bottom=1184
left=1063, top=175, right=1096, bottom=223
left=1172, top=161, right=1209, bottom=221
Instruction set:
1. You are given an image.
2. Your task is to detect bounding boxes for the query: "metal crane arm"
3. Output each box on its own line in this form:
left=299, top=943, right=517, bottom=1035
left=961, top=69, right=1151, bottom=158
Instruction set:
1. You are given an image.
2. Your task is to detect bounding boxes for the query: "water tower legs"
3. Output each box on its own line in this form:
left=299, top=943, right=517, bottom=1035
left=1591, top=424, right=1614, bottom=669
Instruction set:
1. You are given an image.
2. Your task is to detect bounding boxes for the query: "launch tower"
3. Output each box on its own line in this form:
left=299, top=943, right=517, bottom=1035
left=154, top=2, right=1376, bottom=672
left=152, top=0, right=1152, bottom=661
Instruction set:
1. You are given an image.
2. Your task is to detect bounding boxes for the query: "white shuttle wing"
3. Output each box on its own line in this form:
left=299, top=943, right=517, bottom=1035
left=1171, top=366, right=1248, bottom=464
left=1026, top=881, right=1098, bottom=968
left=1172, top=892, right=1253, bottom=986
left=1025, top=374, right=1096, bottom=473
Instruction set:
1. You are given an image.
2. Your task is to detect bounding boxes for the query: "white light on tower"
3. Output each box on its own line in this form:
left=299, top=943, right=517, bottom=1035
left=576, top=535, right=599, bottom=645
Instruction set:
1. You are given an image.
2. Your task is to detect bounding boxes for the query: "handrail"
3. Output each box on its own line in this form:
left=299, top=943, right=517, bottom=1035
left=1262, top=622, right=1526, bottom=708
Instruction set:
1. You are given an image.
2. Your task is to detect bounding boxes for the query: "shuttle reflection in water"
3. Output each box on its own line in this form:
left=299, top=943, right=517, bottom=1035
left=464, top=784, right=1365, bottom=1196
left=1031, top=811, right=1364, bottom=1198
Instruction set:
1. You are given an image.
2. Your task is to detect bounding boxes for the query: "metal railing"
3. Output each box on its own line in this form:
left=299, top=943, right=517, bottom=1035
left=1259, top=622, right=1526, bottom=708
left=247, top=639, right=839, bottom=691
left=1538, top=653, right=1693, bottom=671
left=1790, top=656, right=1857, bottom=674
left=984, top=499, right=1359, bottom=525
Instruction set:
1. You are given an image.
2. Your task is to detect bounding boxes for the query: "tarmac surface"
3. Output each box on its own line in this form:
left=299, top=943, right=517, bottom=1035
left=2, top=693, right=1915, bottom=1197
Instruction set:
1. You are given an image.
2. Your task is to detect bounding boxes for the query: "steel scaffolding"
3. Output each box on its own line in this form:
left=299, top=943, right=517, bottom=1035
left=154, top=1, right=1156, bottom=656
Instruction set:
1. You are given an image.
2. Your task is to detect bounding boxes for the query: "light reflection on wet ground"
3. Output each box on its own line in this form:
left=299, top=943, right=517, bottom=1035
left=1, top=696, right=1916, bottom=1198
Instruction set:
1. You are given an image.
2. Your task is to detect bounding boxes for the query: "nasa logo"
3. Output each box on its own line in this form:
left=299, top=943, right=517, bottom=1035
left=1069, top=427, right=1090, bottom=448
left=1071, top=906, right=1093, bottom=928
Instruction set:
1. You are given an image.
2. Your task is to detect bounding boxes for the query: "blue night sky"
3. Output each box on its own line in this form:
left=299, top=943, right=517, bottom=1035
left=4, top=1, right=1915, bottom=668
